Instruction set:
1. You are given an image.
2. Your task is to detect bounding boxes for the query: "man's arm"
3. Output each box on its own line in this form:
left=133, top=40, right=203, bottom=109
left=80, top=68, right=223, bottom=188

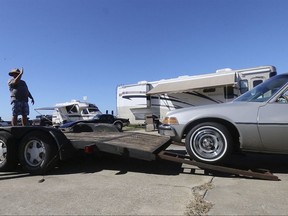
left=8, top=68, right=23, bottom=86
left=28, top=91, right=34, bottom=105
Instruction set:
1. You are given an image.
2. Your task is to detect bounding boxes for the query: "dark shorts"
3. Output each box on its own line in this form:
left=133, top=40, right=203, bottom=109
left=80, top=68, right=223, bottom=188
left=12, top=101, right=29, bottom=116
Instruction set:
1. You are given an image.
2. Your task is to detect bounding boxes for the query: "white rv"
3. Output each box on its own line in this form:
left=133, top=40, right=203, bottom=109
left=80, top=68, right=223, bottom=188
left=35, top=100, right=102, bottom=126
left=117, top=66, right=277, bottom=124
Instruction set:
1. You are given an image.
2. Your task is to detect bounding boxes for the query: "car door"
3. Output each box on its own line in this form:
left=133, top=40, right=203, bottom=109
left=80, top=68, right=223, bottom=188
left=98, top=115, right=114, bottom=124
left=257, top=97, right=288, bottom=152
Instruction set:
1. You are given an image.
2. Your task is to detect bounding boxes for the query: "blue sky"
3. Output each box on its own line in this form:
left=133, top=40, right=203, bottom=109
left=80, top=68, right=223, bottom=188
left=1, top=0, right=288, bottom=120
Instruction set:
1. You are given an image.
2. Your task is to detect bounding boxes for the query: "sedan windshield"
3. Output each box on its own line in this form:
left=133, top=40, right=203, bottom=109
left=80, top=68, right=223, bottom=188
left=235, top=74, right=288, bottom=102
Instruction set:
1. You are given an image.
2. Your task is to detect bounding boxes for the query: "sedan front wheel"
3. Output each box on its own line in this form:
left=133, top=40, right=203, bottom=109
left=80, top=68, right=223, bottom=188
left=185, top=122, right=232, bottom=164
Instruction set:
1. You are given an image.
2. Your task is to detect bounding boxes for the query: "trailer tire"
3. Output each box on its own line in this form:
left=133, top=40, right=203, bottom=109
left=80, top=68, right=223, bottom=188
left=18, top=131, right=59, bottom=175
left=185, top=122, right=232, bottom=164
left=0, top=131, right=18, bottom=171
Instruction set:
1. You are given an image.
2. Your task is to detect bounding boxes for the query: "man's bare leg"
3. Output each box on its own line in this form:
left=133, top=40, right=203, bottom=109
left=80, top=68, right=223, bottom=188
left=22, top=115, right=28, bottom=126
left=12, top=115, right=18, bottom=126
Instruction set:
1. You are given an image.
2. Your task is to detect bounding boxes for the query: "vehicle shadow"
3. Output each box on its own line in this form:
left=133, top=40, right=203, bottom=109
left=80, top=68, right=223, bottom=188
left=200, top=152, right=288, bottom=180
left=0, top=152, right=183, bottom=181
left=228, top=152, right=288, bottom=173
left=51, top=151, right=184, bottom=176
left=2, top=150, right=288, bottom=181
left=0, top=170, right=31, bottom=181
left=52, top=149, right=288, bottom=179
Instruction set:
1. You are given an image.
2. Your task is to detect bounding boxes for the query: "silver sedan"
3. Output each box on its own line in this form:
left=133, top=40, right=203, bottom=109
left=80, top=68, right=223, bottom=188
left=159, top=73, right=288, bottom=164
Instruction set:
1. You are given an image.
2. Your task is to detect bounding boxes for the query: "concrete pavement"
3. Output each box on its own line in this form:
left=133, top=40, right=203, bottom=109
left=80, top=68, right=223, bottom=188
left=1, top=128, right=288, bottom=215
left=205, top=153, right=288, bottom=215
left=0, top=151, right=212, bottom=215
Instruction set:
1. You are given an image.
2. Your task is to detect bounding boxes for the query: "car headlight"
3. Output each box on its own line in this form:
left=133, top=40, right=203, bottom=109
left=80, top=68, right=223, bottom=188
left=162, top=117, right=179, bottom=125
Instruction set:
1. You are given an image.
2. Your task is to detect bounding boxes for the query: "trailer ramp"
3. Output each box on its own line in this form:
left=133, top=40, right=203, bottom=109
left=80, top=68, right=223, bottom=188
left=158, top=151, right=280, bottom=181
left=65, top=131, right=279, bottom=181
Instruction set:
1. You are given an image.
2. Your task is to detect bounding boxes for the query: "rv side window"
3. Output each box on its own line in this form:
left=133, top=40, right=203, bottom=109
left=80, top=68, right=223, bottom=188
left=203, top=88, right=216, bottom=93
left=66, top=105, right=78, bottom=113
left=270, top=71, right=277, bottom=78
left=224, top=86, right=234, bottom=99
left=240, top=80, right=249, bottom=94
left=147, top=95, right=151, bottom=108
left=82, top=109, right=88, bottom=114
left=253, top=80, right=263, bottom=88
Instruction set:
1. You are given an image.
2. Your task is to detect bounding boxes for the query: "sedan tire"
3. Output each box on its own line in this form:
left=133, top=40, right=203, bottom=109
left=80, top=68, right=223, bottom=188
left=185, top=122, right=232, bottom=164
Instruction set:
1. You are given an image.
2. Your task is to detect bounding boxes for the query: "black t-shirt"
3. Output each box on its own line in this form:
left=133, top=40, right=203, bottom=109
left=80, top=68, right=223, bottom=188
left=8, top=79, right=30, bottom=102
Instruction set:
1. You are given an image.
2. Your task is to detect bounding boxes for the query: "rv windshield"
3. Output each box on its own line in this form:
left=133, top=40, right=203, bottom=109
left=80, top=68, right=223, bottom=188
left=234, top=74, right=288, bottom=102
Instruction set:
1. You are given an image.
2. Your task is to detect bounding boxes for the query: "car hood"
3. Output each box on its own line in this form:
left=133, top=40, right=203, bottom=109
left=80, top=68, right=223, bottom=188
left=166, top=101, right=263, bottom=124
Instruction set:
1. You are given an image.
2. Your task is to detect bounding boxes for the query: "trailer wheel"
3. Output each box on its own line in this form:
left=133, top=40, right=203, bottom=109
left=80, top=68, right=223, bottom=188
left=0, top=131, right=17, bottom=171
left=18, top=131, right=59, bottom=175
left=185, top=122, right=232, bottom=164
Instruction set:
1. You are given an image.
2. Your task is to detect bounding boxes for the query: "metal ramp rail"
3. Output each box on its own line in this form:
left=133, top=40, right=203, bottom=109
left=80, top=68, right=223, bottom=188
left=66, top=131, right=280, bottom=181
left=157, top=151, right=280, bottom=181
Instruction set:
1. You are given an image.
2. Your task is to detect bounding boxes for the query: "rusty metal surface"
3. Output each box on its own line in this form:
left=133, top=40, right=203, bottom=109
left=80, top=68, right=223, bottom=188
left=158, top=151, right=280, bottom=181
left=65, top=132, right=172, bottom=161
left=66, top=132, right=171, bottom=153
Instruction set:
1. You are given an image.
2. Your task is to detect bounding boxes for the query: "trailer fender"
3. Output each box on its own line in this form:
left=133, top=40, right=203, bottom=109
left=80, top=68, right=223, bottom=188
left=46, top=129, right=76, bottom=160
left=17, top=128, right=76, bottom=175
left=7, top=126, right=75, bottom=161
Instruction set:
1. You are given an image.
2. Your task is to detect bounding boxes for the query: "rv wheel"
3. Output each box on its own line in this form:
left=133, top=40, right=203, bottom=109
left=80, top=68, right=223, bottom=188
left=18, top=131, right=59, bottom=175
left=185, top=122, right=232, bottom=164
left=0, top=131, right=18, bottom=171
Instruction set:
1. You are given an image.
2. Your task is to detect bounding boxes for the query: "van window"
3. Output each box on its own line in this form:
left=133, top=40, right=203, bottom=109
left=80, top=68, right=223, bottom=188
left=240, top=80, right=249, bottom=94
left=66, top=105, right=78, bottom=113
left=253, top=80, right=263, bottom=88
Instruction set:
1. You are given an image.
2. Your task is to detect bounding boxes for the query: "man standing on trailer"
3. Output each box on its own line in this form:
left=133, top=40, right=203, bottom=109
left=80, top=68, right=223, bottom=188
left=8, top=68, right=35, bottom=126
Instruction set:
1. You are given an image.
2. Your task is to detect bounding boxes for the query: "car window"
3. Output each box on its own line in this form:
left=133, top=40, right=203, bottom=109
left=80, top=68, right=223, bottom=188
left=277, top=89, right=288, bottom=103
left=99, top=115, right=109, bottom=121
left=98, top=115, right=105, bottom=120
left=93, top=114, right=101, bottom=120
left=235, top=74, right=288, bottom=102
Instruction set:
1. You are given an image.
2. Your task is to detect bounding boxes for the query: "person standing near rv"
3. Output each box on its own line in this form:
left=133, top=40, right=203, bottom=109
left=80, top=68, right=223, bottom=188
left=8, top=68, right=35, bottom=126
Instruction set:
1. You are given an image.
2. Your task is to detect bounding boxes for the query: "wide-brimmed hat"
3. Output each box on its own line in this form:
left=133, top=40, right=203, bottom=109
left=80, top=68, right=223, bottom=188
left=9, top=68, right=20, bottom=76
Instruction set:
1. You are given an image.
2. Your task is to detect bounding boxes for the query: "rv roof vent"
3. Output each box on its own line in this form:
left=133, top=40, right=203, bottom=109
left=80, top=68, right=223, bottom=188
left=177, top=75, right=190, bottom=79
left=71, top=99, right=79, bottom=102
left=138, top=81, right=148, bottom=84
left=216, top=68, right=233, bottom=73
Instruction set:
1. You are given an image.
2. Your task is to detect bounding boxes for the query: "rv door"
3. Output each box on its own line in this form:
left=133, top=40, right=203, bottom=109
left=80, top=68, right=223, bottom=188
left=239, top=78, right=265, bottom=94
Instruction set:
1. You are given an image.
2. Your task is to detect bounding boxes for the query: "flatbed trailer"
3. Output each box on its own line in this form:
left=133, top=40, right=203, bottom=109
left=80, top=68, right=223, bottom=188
left=0, top=126, right=280, bottom=181
left=66, top=132, right=171, bottom=161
